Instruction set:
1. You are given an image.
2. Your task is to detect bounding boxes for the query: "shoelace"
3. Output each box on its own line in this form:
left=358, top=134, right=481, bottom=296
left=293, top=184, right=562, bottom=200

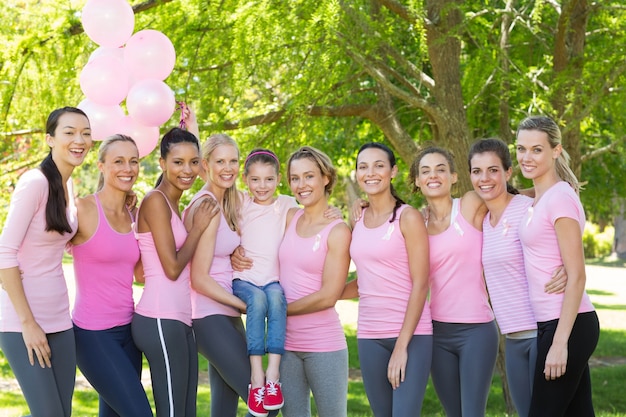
left=266, top=381, right=279, bottom=396
left=253, top=387, right=265, bottom=405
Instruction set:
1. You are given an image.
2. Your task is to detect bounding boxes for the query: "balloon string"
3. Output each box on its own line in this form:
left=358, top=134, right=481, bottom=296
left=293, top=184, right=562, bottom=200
left=177, top=101, right=187, bottom=130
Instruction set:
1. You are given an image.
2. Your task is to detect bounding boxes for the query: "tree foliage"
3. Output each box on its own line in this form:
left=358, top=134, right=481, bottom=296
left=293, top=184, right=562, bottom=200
left=2, top=0, right=626, bottom=226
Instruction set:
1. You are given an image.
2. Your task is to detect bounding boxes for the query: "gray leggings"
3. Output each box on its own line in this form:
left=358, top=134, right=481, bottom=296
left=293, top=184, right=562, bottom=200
left=358, top=335, right=433, bottom=417
left=505, top=336, right=537, bottom=417
left=279, top=349, right=349, bottom=417
left=0, top=329, right=76, bottom=417
left=431, top=320, right=499, bottom=417
left=131, top=314, right=197, bottom=417
left=193, top=314, right=278, bottom=417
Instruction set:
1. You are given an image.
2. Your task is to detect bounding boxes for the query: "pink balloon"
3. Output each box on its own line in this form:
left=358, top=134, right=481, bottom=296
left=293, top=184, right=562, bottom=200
left=77, top=99, right=125, bottom=141
left=81, top=0, right=135, bottom=48
left=119, top=116, right=160, bottom=158
left=88, top=46, right=125, bottom=63
left=124, top=30, right=176, bottom=81
left=79, top=55, right=129, bottom=105
left=126, top=79, right=176, bottom=127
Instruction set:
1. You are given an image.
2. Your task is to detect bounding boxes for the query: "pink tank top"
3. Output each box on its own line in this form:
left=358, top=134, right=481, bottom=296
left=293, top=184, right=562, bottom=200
left=134, top=190, right=193, bottom=326
left=184, top=190, right=241, bottom=319
left=351, top=205, right=433, bottom=338
left=71, top=194, right=140, bottom=330
left=278, top=210, right=347, bottom=352
left=429, top=199, right=494, bottom=323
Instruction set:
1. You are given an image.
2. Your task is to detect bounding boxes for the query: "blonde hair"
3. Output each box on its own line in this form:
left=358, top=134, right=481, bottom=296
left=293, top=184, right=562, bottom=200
left=97, top=134, right=138, bottom=191
left=516, top=116, right=580, bottom=193
left=287, top=146, right=337, bottom=196
left=202, top=133, right=241, bottom=232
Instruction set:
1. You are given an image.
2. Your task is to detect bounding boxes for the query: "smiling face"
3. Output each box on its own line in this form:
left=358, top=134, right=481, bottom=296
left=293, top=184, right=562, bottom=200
left=244, top=162, right=279, bottom=205
left=204, top=143, right=239, bottom=191
left=415, top=152, right=457, bottom=199
left=356, top=147, right=397, bottom=197
left=288, top=157, right=329, bottom=207
left=99, top=140, right=139, bottom=193
left=159, top=142, right=201, bottom=191
left=516, top=129, right=561, bottom=182
left=46, top=112, right=92, bottom=171
left=470, top=151, right=511, bottom=203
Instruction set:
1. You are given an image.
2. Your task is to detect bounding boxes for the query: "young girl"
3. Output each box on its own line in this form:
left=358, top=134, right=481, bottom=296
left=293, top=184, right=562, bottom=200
left=69, top=135, right=152, bottom=417
left=516, top=116, right=599, bottom=416
left=278, top=146, right=352, bottom=417
left=231, top=148, right=297, bottom=416
left=131, top=128, right=216, bottom=417
left=0, top=107, right=91, bottom=417
left=344, top=142, right=432, bottom=417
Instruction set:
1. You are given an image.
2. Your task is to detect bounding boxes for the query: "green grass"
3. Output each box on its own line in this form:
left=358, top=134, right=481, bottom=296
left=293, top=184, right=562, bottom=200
left=2, top=328, right=626, bottom=416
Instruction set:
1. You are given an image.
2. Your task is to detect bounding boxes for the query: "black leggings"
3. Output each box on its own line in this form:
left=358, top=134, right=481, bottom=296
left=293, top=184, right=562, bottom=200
left=132, top=314, right=197, bottom=417
left=529, top=311, right=599, bottom=417
left=74, top=323, right=152, bottom=417
left=0, top=329, right=75, bottom=417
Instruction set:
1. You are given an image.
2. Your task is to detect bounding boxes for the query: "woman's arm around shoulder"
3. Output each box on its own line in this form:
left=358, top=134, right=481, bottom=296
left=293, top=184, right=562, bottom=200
left=70, top=195, right=98, bottom=246
left=460, top=190, right=488, bottom=230
left=287, top=222, right=352, bottom=316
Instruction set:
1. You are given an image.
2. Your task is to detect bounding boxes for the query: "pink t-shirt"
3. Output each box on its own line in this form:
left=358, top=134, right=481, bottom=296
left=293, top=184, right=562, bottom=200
left=185, top=190, right=241, bottom=319
left=482, top=195, right=537, bottom=334
left=518, top=181, right=595, bottom=322
left=278, top=210, right=347, bottom=352
left=0, top=169, right=77, bottom=333
left=429, top=198, right=494, bottom=323
left=234, top=194, right=298, bottom=286
left=70, top=194, right=140, bottom=330
left=351, top=205, right=433, bottom=338
left=134, top=190, right=193, bottom=326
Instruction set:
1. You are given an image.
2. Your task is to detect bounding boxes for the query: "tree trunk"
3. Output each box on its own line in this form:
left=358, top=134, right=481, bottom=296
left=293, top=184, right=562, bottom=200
left=613, top=197, right=626, bottom=259
left=425, top=0, right=472, bottom=192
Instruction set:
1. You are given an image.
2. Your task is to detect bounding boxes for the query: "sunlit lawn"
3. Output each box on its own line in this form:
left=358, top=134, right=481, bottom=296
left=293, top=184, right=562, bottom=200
left=2, top=261, right=626, bottom=416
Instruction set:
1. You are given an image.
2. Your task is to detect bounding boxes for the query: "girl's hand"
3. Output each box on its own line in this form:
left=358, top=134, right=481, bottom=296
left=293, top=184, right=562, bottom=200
left=544, top=342, right=568, bottom=380
left=544, top=265, right=567, bottom=294
left=22, top=321, right=51, bottom=368
left=387, top=346, right=408, bottom=389
left=324, top=205, right=343, bottom=220
left=351, top=198, right=368, bottom=222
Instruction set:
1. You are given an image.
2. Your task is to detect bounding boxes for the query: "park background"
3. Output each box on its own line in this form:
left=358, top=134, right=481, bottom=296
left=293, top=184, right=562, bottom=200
left=2, top=0, right=626, bottom=415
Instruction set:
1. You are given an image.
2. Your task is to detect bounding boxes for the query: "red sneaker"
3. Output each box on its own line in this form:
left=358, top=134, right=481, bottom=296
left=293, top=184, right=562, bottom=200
left=248, top=384, right=268, bottom=417
left=263, top=380, right=284, bottom=410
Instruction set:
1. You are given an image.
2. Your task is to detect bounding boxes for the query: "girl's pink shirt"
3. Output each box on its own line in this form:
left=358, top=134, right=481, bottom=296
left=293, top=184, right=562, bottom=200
left=279, top=210, right=347, bottom=352
left=519, top=181, right=595, bottom=322
left=0, top=169, right=77, bottom=333
left=351, top=205, right=433, bottom=338
left=482, top=195, right=537, bottom=334
left=69, top=194, right=139, bottom=330
left=428, top=198, right=494, bottom=323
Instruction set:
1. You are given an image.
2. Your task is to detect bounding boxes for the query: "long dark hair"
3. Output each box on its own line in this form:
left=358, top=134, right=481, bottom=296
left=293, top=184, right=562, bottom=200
left=356, top=142, right=406, bottom=223
left=468, top=138, right=519, bottom=195
left=41, top=107, right=89, bottom=234
left=155, top=127, right=200, bottom=187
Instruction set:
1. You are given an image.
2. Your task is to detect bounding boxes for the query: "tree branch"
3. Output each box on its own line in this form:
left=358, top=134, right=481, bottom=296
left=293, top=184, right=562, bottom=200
left=374, top=0, right=419, bottom=24
left=581, top=138, right=624, bottom=162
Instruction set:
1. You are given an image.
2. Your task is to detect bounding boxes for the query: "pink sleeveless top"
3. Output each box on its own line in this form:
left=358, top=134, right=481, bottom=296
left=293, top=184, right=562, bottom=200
left=429, top=198, right=494, bottom=323
left=351, top=205, right=432, bottom=338
left=71, top=194, right=139, bottom=330
left=184, top=190, right=241, bottom=319
left=135, top=190, right=193, bottom=326
left=278, top=210, right=347, bottom=352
